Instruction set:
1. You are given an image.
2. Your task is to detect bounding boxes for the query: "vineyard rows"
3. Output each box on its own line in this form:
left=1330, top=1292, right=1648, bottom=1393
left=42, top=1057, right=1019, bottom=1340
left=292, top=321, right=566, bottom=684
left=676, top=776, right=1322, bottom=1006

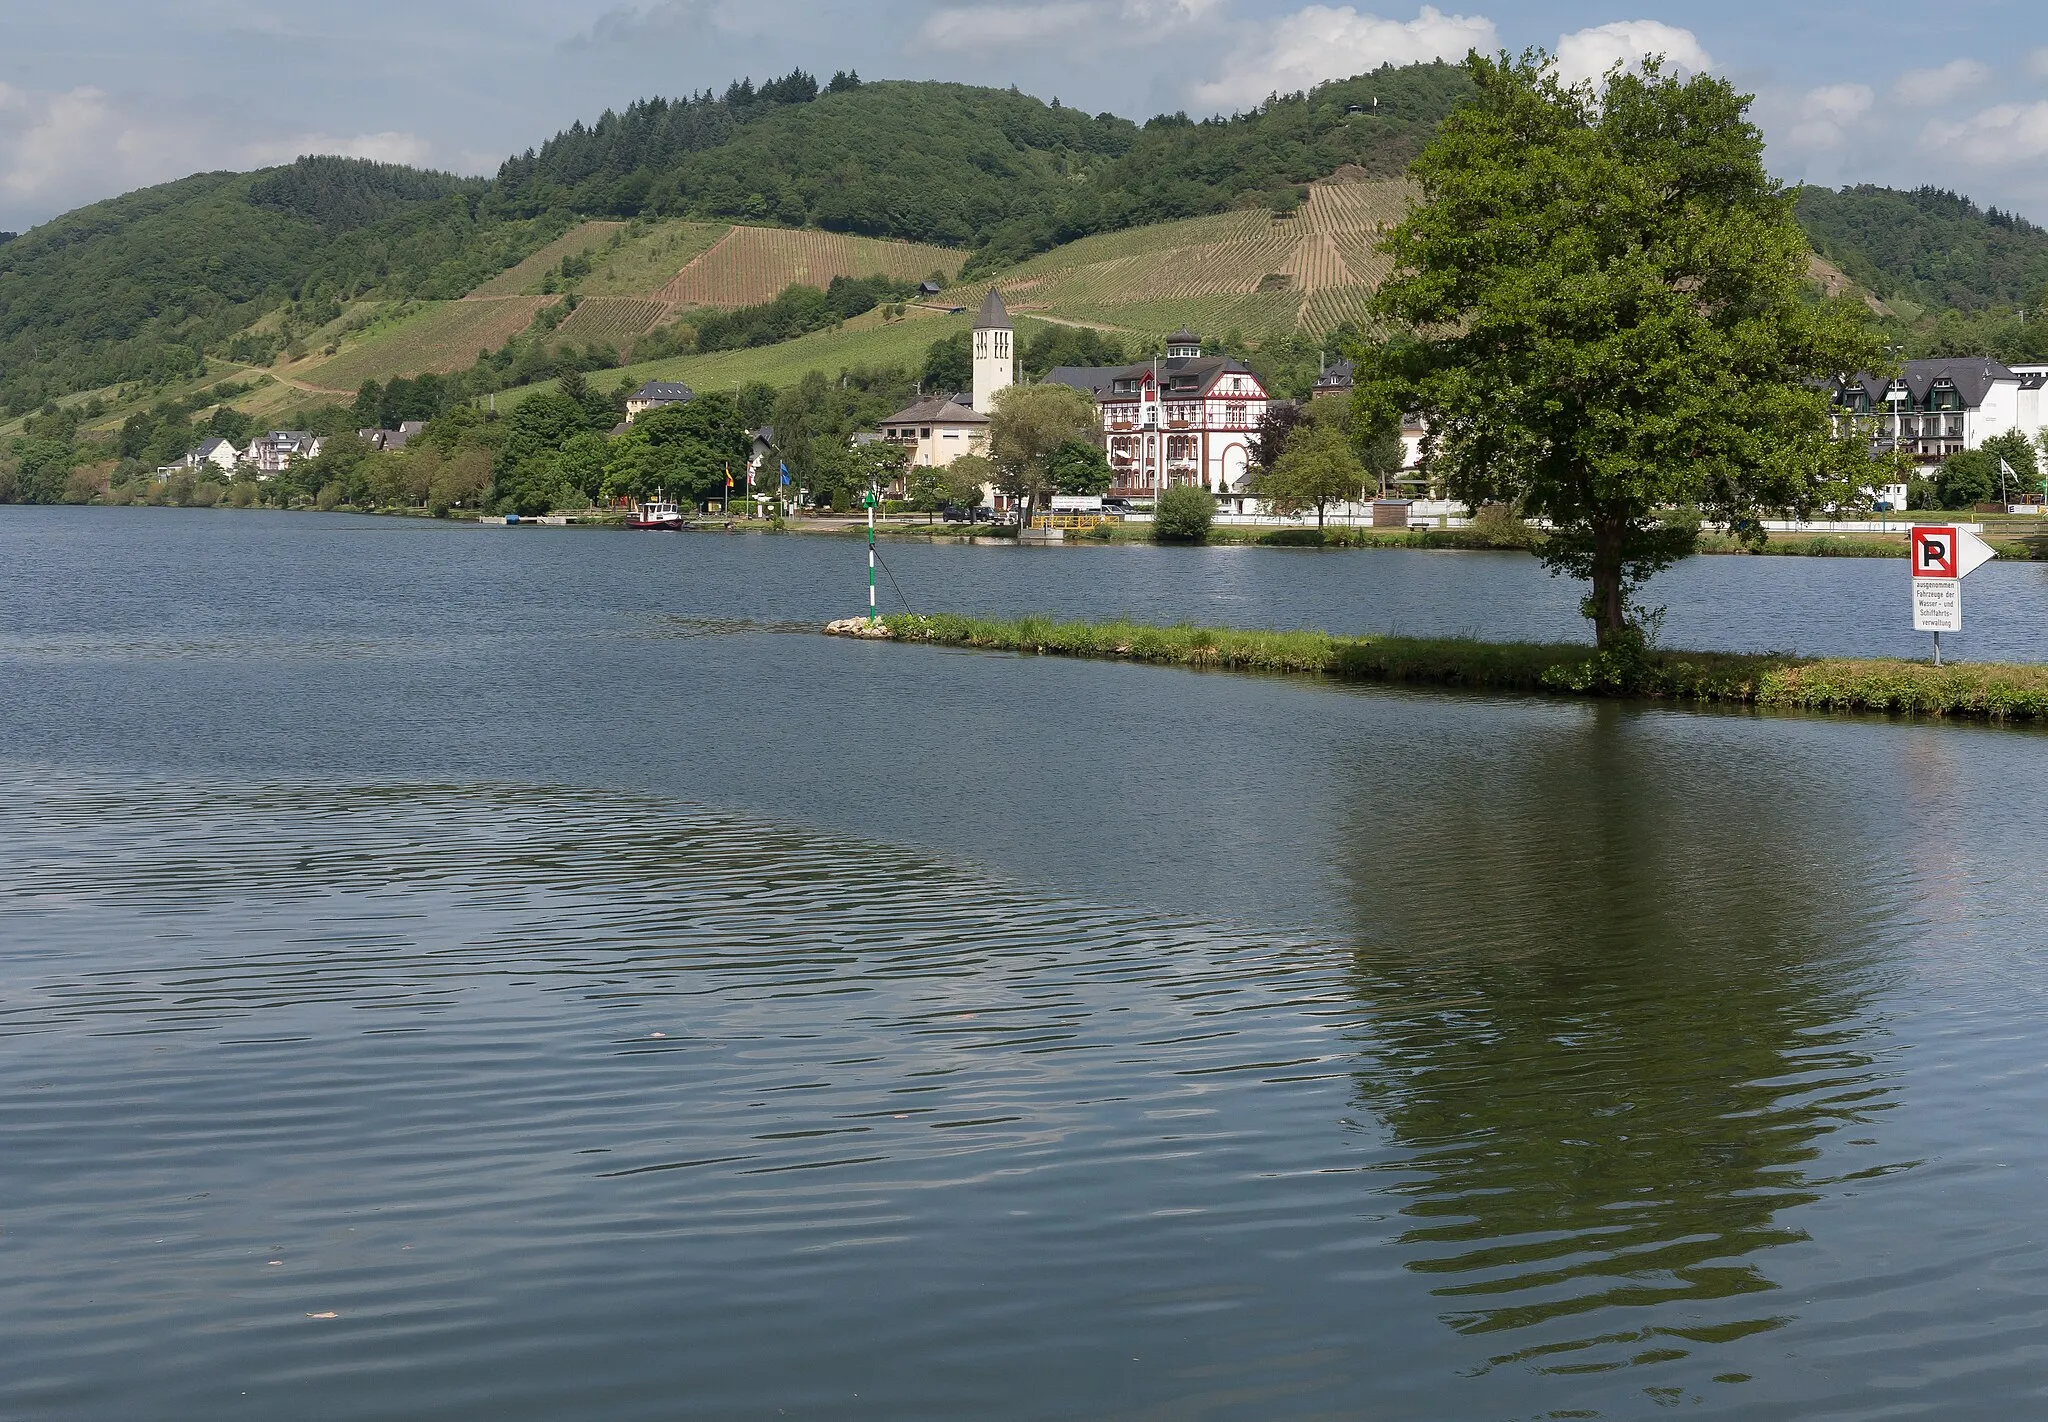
left=939, top=179, right=1411, bottom=341
left=551, top=298, right=668, bottom=348
left=576, top=222, right=729, bottom=299
left=657, top=227, right=963, bottom=308
left=468, top=222, right=626, bottom=298
left=304, top=298, right=557, bottom=386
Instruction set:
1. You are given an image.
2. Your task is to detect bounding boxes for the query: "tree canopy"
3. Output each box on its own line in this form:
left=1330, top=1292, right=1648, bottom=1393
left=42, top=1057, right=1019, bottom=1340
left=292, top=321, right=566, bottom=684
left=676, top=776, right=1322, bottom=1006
left=987, top=382, right=1102, bottom=527
left=1358, top=52, right=1887, bottom=646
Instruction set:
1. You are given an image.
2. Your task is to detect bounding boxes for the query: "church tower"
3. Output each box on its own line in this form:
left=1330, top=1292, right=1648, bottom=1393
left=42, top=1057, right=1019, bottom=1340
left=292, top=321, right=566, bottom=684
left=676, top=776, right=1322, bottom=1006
left=972, top=287, right=1014, bottom=414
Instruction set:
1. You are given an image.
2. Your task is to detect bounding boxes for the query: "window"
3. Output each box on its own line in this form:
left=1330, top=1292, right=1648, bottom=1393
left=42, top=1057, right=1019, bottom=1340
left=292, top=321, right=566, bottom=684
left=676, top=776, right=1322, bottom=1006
left=920, top=428, right=932, bottom=439
left=1226, top=403, right=1246, bottom=428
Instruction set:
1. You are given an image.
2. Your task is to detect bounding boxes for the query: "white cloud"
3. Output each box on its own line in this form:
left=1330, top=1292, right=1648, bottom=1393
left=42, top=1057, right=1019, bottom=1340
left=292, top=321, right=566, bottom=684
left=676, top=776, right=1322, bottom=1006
left=1552, top=20, right=1710, bottom=88
left=918, top=2, right=1097, bottom=50
left=918, top=0, right=1220, bottom=53
left=0, top=83, right=199, bottom=207
left=1192, top=5, right=1496, bottom=110
left=1923, top=101, right=2048, bottom=167
left=0, top=80, right=442, bottom=230
left=2028, top=47, right=2048, bottom=79
left=1784, top=82, right=1875, bottom=152
left=1892, top=59, right=1991, bottom=108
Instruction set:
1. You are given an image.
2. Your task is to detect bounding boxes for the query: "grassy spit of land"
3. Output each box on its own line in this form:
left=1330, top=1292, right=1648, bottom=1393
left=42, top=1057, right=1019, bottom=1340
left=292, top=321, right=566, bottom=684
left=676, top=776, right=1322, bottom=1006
left=841, top=612, right=2048, bottom=722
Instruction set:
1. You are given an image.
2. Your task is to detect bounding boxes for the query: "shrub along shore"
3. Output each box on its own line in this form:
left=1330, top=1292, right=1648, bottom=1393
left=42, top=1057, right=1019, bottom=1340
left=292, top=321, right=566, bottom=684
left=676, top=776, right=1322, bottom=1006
left=828, top=613, right=2048, bottom=723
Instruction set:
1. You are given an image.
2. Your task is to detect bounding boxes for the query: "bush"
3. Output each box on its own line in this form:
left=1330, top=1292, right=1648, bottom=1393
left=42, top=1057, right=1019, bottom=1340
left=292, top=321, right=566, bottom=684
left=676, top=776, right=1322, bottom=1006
left=1467, top=502, right=1542, bottom=549
left=1153, top=484, right=1215, bottom=543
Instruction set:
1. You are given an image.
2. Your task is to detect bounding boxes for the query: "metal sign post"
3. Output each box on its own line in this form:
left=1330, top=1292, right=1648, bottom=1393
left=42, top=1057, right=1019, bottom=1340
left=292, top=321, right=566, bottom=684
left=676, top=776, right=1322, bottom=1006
left=1909, top=524, right=1995, bottom=664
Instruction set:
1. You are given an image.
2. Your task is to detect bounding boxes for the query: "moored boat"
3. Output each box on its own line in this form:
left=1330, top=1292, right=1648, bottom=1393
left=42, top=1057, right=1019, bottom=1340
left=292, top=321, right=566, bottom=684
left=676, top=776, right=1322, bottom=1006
left=626, top=494, right=684, bottom=530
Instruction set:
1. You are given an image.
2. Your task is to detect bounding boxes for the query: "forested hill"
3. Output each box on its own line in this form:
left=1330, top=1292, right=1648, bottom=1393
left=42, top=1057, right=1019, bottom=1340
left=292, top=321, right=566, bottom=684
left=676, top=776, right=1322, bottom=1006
left=0, top=64, right=1468, bottom=414
left=1795, top=185, right=2048, bottom=313
left=7, top=61, right=2048, bottom=414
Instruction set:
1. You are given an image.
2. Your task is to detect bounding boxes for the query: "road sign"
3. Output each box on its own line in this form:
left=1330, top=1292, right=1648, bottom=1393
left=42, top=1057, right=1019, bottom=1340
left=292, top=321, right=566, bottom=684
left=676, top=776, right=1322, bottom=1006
left=1909, top=524, right=1995, bottom=580
left=1907, top=523, right=1995, bottom=659
left=1911, top=525, right=1956, bottom=577
left=1912, top=577, right=1961, bottom=632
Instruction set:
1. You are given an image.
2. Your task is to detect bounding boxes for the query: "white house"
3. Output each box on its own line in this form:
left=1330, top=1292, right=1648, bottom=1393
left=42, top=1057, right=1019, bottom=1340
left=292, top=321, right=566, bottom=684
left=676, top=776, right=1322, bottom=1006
left=183, top=436, right=239, bottom=474
left=875, top=395, right=988, bottom=468
left=1045, top=329, right=1269, bottom=498
left=1832, top=358, right=2024, bottom=466
left=242, top=431, right=322, bottom=476
left=625, top=380, right=695, bottom=423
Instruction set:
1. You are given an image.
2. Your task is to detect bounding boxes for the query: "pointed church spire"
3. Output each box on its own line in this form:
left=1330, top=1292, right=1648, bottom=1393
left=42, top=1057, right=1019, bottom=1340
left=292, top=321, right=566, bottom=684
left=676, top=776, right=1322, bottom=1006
left=974, top=286, right=1012, bottom=331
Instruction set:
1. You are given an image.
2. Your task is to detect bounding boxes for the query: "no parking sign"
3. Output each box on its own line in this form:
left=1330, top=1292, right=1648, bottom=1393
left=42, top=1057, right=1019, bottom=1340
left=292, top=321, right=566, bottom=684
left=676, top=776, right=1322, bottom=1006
left=1909, top=524, right=1995, bottom=645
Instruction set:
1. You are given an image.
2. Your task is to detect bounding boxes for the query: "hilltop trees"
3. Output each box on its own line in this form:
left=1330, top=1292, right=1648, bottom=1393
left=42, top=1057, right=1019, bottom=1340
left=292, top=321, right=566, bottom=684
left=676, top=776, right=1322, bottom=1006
left=1358, top=52, right=1887, bottom=647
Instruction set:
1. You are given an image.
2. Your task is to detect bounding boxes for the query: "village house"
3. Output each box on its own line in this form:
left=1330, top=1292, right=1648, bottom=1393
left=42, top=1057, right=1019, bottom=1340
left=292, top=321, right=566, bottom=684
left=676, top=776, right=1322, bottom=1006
left=875, top=394, right=988, bottom=468
left=182, top=436, right=240, bottom=474
left=625, top=380, right=695, bottom=422
left=357, top=421, right=426, bottom=453
left=1044, top=329, right=1269, bottom=498
left=242, top=431, right=322, bottom=476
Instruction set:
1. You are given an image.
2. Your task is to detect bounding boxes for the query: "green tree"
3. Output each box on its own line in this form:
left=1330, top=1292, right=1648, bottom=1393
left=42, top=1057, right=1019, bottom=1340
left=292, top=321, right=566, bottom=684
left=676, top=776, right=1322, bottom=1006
left=905, top=464, right=950, bottom=521
left=1048, top=438, right=1113, bottom=495
left=1935, top=449, right=1996, bottom=509
left=1358, top=53, right=1888, bottom=646
left=1981, top=429, right=2039, bottom=498
left=943, top=453, right=992, bottom=513
left=922, top=332, right=972, bottom=394
left=1259, top=421, right=1365, bottom=526
left=1152, top=483, right=1215, bottom=543
left=987, top=382, right=1101, bottom=528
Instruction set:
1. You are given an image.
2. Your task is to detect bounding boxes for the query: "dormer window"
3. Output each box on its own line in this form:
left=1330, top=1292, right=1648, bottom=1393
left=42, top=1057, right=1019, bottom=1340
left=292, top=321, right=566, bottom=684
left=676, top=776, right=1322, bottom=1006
left=1166, top=331, right=1201, bottom=359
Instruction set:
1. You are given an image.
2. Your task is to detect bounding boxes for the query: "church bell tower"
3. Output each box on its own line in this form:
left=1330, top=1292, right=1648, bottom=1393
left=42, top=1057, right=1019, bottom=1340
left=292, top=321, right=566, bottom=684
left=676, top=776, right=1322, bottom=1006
left=972, top=287, right=1014, bottom=414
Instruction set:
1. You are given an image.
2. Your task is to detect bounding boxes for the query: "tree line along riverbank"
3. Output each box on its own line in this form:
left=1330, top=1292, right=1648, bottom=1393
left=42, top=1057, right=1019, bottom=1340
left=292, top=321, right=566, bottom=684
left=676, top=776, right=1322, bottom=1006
left=828, top=613, right=2048, bottom=723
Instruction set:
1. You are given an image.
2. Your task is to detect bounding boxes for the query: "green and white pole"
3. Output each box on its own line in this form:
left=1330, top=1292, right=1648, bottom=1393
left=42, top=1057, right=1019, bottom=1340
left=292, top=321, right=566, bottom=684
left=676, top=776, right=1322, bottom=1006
left=864, top=486, right=878, bottom=625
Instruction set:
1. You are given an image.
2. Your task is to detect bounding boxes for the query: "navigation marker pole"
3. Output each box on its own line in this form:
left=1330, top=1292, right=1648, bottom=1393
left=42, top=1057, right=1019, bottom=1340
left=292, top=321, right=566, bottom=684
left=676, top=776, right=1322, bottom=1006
left=865, top=486, right=878, bottom=626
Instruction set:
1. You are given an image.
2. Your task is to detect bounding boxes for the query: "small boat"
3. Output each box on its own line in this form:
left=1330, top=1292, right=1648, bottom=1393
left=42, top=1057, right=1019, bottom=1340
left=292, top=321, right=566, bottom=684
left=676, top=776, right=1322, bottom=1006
left=626, top=494, right=684, bottom=530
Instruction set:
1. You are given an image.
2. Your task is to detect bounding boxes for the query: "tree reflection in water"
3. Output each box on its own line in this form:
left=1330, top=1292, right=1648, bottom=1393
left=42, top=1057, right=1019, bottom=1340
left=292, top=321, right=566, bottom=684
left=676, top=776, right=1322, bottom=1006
left=1338, top=703, right=1914, bottom=1379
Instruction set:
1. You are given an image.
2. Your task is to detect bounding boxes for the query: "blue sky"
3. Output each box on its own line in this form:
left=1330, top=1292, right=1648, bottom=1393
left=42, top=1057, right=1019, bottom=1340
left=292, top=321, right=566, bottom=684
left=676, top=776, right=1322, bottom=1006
left=5, top=1, right=2048, bottom=232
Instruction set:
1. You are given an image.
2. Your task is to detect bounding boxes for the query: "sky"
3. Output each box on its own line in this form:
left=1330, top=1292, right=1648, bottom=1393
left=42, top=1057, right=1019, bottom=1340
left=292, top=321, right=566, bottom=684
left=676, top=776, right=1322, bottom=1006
left=5, top=1, right=2048, bottom=233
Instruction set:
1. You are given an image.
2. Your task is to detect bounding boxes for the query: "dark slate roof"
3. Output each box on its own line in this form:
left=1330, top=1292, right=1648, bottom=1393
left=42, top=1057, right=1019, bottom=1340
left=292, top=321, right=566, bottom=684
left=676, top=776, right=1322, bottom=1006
left=880, top=394, right=986, bottom=426
left=1313, top=360, right=1355, bottom=389
left=1044, top=356, right=1263, bottom=402
left=193, top=436, right=233, bottom=455
left=973, top=287, right=1011, bottom=331
left=632, top=380, right=695, bottom=402
left=1168, top=328, right=1200, bottom=345
left=1837, top=357, right=2018, bottom=409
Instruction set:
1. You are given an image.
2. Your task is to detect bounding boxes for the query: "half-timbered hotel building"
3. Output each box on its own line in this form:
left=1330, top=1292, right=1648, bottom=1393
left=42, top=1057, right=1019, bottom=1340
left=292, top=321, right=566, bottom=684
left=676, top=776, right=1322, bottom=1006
left=1045, top=330, right=1269, bottom=498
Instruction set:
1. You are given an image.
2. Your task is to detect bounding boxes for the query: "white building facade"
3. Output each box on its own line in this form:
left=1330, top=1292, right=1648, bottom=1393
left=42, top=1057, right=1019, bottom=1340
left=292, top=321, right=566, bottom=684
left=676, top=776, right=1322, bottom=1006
left=1046, top=331, right=1269, bottom=499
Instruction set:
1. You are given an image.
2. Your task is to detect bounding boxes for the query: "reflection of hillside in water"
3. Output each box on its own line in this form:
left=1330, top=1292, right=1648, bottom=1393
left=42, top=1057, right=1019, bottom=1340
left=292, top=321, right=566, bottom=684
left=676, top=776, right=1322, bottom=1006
left=1339, top=707, right=1912, bottom=1378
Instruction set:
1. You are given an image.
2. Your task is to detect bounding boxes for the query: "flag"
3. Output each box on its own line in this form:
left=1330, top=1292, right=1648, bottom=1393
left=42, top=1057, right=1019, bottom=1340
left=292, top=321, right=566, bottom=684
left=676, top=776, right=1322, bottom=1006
left=779, top=462, right=790, bottom=487
left=725, top=465, right=733, bottom=490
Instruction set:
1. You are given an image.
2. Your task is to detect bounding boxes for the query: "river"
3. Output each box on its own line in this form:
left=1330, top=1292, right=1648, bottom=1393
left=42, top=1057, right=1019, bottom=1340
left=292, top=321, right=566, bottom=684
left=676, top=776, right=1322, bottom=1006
left=4, top=506, right=2047, bottom=1419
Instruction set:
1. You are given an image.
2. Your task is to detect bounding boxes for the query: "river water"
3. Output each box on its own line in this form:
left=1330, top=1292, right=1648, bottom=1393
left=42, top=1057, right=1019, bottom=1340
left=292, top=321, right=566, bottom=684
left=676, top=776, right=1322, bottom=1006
left=4, top=507, right=2047, bottom=1419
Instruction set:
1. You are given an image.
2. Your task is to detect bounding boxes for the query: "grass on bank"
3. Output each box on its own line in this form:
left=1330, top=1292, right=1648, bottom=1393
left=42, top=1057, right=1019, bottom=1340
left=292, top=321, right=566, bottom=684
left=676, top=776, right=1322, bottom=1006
left=860, top=613, right=2048, bottom=721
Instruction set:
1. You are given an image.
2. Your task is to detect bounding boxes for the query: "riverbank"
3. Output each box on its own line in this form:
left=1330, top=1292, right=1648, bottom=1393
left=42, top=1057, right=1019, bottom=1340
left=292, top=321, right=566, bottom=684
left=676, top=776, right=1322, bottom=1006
left=830, top=612, right=2048, bottom=722
left=803, top=517, right=2048, bottom=559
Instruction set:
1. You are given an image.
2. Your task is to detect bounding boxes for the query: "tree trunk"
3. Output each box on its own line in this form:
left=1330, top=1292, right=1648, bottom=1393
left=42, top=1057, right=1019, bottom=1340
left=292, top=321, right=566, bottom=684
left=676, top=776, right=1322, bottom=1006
left=1316, top=498, right=1326, bottom=529
left=1590, top=514, right=1629, bottom=647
